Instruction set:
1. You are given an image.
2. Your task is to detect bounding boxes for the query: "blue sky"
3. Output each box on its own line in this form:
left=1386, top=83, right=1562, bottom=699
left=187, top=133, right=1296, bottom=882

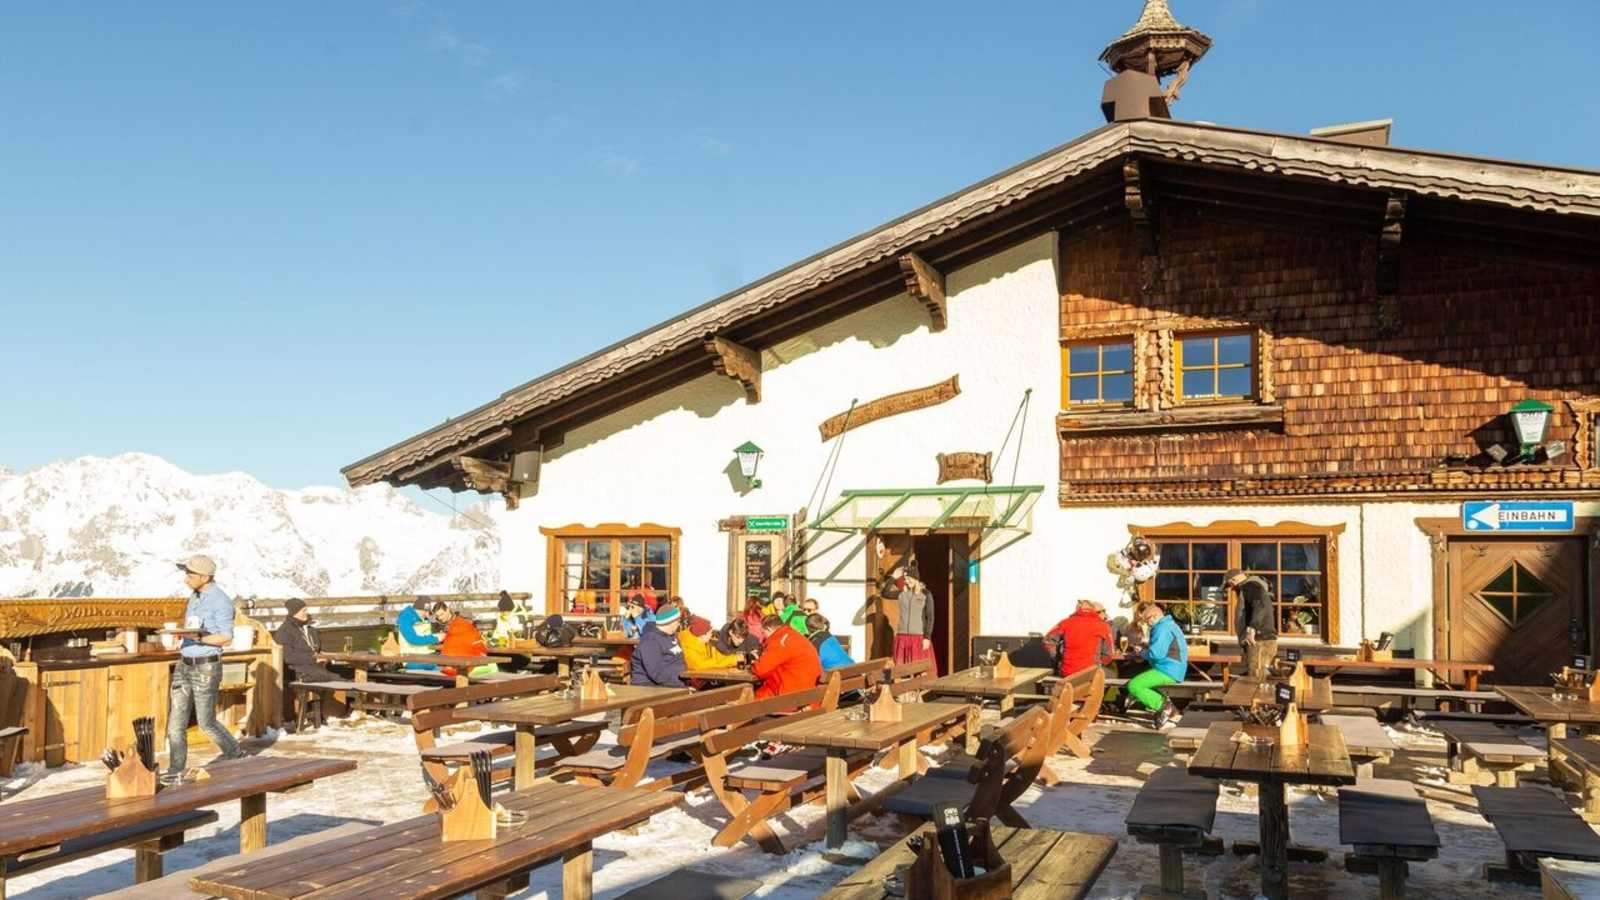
left=4, top=1, right=1596, bottom=498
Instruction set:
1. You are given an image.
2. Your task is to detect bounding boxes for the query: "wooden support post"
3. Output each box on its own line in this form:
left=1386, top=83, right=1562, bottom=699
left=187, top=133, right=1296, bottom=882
left=1258, top=782, right=1289, bottom=900
left=964, top=706, right=980, bottom=756
left=897, top=739, right=918, bottom=780
left=1159, top=843, right=1184, bottom=893
left=825, top=750, right=849, bottom=850
left=562, top=843, right=594, bottom=900
left=1495, top=767, right=1519, bottom=788
left=514, top=726, right=537, bottom=791
left=1377, top=859, right=1407, bottom=900
left=239, top=793, right=268, bottom=854
left=133, top=842, right=163, bottom=882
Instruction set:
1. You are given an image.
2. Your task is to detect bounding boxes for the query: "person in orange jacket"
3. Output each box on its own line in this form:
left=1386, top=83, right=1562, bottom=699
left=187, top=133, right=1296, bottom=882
left=433, top=602, right=498, bottom=678
left=752, top=614, right=822, bottom=700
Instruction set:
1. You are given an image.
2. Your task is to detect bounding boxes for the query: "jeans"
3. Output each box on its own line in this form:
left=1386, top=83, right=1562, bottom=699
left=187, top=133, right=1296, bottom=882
left=1127, top=667, right=1178, bottom=712
left=1245, top=639, right=1278, bottom=679
left=167, top=657, right=240, bottom=771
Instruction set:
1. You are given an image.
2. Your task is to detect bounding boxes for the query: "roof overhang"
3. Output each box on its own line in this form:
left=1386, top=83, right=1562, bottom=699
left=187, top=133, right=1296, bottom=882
left=343, top=119, right=1600, bottom=492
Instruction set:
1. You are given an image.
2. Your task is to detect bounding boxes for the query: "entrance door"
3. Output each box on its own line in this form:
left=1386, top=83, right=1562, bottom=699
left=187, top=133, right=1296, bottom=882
left=865, top=532, right=973, bottom=675
left=1447, top=539, right=1586, bottom=684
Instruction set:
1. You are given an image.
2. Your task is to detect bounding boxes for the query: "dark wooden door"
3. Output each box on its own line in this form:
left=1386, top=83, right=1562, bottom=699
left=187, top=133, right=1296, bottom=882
left=914, top=535, right=952, bottom=676
left=1448, top=539, right=1586, bottom=684
left=866, top=535, right=913, bottom=660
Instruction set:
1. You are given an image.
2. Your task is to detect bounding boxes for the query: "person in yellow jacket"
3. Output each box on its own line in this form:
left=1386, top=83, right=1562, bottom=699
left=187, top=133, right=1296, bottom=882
left=678, top=616, right=746, bottom=670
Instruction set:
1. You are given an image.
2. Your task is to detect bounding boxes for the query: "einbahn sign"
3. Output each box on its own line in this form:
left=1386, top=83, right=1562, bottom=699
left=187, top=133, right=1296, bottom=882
left=1462, top=500, right=1575, bottom=533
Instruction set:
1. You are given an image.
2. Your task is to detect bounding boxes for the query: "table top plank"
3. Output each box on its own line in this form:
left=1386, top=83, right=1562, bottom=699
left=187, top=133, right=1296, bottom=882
left=819, top=824, right=1116, bottom=900
left=926, top=667, right=1050, bottom=699
left=1542, top=859, right=1600, bottom=900
left=498, top=642, right=614, bottom=659
left=1187, top=722, right=1355, bottom=786
left=1321, top=715, right=1396, bottom=758
left=1302, top=658, right=1493, bottom=673
left=685, top=668, right=760, bottom=684
left=1222, top=677, right=1332, bottom=712
left=765, top=702, right=972, bottom=751
left=453, top=684, right=691, bottom=726
left=0, top=757, right=357, bottom=857
left=317, top=652, right=511, bottom=667
left=1497, top=686, right=1600, bottom=724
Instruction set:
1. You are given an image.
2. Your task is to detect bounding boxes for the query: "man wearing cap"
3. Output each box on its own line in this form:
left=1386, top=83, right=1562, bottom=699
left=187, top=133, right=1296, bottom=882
left=1045, top=598, right=1116, bottom=678
left=167, top=555, right=245, bottom=775
left=1227, top=569, right=1278, bottom=679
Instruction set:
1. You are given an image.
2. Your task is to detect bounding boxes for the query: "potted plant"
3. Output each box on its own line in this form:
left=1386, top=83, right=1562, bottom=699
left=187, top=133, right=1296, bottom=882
left=1291, top=609, right=1318, bottom=636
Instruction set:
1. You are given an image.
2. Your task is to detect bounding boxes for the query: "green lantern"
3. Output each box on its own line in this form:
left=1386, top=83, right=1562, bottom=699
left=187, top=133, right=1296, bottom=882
left=734, top=441, right=764, bottom=488
left=1509, top=399, right=1554, bottom=457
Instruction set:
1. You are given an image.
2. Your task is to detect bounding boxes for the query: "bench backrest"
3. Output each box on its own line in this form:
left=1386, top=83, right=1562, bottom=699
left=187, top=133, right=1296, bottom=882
left=407, top=674, right=560, bottom=741
left=699, top=672, right=842, bottom=757
left=890, top=658, right=933, bottom=682
left=830, top=658, right=894, bottom=693
left=617, top=684, right=754, bottom=746
left=967, top=705, right=1051, bottom=821
left=1062, top=664, right=1105, bottom=726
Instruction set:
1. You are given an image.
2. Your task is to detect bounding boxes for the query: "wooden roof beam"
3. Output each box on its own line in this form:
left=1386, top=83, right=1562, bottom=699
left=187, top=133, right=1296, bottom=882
left=898, top=252, right=947, bottom=332
left=705, top=335, right=762, bottom=403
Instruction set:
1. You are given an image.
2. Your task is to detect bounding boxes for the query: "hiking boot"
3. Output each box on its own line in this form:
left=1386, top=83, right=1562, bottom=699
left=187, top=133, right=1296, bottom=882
left=1153, top=701, right=1178, bottom=730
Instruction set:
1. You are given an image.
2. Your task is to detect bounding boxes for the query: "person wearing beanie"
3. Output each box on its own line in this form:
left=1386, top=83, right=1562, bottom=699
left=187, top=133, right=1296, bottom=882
left=630, top=601, right=687, bottom=687
left=1227, top=568, right=1278, bottom=678
left=679, top=614, right=744, bottom=671
left=490, top=591, right=528, bottom=647
left=273, top=599, right=339, bottom=684
left=395, top=595, right=442, bottom=671
left=804, top=613, right=853, bottom=672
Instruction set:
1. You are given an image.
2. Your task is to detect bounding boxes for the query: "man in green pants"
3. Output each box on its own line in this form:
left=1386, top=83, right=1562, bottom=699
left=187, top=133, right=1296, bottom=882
left=1126, top=600, right=1187, bottom=729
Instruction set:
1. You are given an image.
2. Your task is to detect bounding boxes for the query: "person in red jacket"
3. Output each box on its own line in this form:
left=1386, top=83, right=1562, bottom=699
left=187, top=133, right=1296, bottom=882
left=752, top=615, right=822, bottom=700
left=1045, top=598, right=1115, bottom=677
left=432, top=602, right=497, bottom=678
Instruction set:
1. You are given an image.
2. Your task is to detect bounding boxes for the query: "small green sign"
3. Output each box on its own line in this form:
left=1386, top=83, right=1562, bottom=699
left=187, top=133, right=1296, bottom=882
left=746, top=516, right=789, bottom=533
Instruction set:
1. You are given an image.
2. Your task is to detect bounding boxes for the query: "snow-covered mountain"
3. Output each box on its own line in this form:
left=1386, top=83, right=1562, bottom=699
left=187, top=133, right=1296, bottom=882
left=0, top=454, right=500, bottom=599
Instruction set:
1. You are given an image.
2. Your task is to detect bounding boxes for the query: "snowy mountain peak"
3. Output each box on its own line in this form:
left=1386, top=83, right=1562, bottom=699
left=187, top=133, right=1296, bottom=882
left=0, top=455, right=500, bottom=599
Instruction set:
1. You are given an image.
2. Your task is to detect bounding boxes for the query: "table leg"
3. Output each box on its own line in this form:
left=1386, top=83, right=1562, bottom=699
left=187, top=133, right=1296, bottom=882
left=240, top=793, right=268, bottom=854
left=354, top=667, right=368, bottom=683
left=133, top=841, right=163, bottom=881
left=897, top=739, right=919, bottom=780
left=1259, top=782, right=1289, bottom=900
left=562, top=842, right=593, bottom=900
left=964, top=706, right=980, bottom=756
left=825, top=749, right=849, bottom=850
left=515, top=725, right=538, bottom=791
left=999, top=694, right=1014, bottom=714
left=558, top=658, right=571, bottom=678
left=1465, top=671, right=1479, bottom=692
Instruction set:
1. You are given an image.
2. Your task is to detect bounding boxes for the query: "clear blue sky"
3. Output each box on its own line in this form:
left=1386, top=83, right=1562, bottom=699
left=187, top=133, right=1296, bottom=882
left=4, top=1, right=1596, bottom=494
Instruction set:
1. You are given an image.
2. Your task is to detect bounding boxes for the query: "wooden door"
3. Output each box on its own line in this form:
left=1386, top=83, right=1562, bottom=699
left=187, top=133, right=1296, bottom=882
left=866, top=535, right=913, bottom=660
left=1448, top=539, right=1587, bottom=684
left=42, top=667, right=106, bottom=765
left=107, top=662, right=170, bottom=754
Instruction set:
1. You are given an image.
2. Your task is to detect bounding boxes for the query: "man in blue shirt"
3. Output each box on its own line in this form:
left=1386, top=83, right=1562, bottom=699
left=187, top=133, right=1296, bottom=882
left=166, top=555, right=245, bottom=776
left=1127, top=600, right=1187, bottom=729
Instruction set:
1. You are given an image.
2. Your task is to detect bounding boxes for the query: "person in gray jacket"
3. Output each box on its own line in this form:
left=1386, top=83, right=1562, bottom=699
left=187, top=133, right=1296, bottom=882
left=892, top=569, right=937, bottom=673
left=1227, top=568, right=1278, bottom=678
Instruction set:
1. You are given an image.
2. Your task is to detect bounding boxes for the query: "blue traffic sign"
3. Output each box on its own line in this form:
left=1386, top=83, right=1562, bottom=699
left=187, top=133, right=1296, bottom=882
left=1462, top=500, right=1576, bottom=532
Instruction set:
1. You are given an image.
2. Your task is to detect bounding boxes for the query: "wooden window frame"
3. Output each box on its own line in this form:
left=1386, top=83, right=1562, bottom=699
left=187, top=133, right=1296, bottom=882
left=1061, top=338, right=1137, bottom=410
left=1173, top=329, right=1258, bottom=406
left=1129, top=520, right=1344, bottom=643
left=540, top=523, right=682, bottom=616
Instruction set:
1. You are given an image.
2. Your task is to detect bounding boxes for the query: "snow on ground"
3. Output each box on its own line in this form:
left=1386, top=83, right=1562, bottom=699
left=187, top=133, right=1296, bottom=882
left=0, top=713, right=1553, bottom=899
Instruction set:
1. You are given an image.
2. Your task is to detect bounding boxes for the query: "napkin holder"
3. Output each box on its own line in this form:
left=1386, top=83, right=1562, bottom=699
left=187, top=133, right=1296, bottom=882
left=379, top=633, right=401, bottom=657
left=1277, top=703, right=1309, bottom=747
left=907, top=818, right=1012, bottom=900
left=105, top=746, right=157, bottom=801
left=579, top=667, right=609, bottom=701
left=991, top=652, right=1015, bottom=681
left=1354, top=640, right=1393, bottom=662
left=1285, top=661, right=1313, bottom=699
left=437, top=766, right=497, bottom=842
left=868, top=685, right=903, bottom=723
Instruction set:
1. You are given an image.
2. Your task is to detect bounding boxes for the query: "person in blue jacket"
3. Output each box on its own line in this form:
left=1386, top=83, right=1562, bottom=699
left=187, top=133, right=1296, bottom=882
left=629, top=603, right=687, bottom=687
left=805, top=613, right=853, bottom=671
left=1127, top=600, right=1187, bottom=729
left=620, top=594, right=656, bottom=640
left=395, top=596, right=441, bottom=670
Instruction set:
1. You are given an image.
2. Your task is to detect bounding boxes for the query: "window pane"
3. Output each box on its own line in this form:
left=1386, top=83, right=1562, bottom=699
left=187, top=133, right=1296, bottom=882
left=563, top=540, right=585, bottom=566
left=1280, top=543, right=1320, bottom=571
left=1069, top=375, right=1099, bottom=403
left=1484, top=567, right=1515, bottom=593
left=643, top=566, right=669, bottom=591
left=1281, top=606, right=1319, bottom=634
left=645, top=539, right=671, bottom=565
left=1182, top=370, right=1214, bottom=398
left=1192, top=543, right=1227, bottom=570
left=1515, top=564, right=1552, bottom=595
left=1483, top=593, right=1515, bottom=622
left=618, top=540, right=643, bottom=566
left=1518, top=592, right=1552, bottom=621
left=1241, top=543, right=1277, bottom=571
left=1193, top=572, right=1226, bottom=603
left=1102, top=343, right=1133, bottom=373
left=585, top=542, right=611, bottom=589
left=1158, top=542, right=1188, bottom=569
left=1282, top=574, right=1322, bottom=603
left=1217, top=366, right=1254, bottom=398
left=562, top=566, right=582, bottom=592
left=1155, top=573, right=1189, bottom=601
left=1181, top=337, right=1214, bottom=367
left=1195, top=604, right=1228, bottom=630
left=1218, top=333, right=1253, bottom=365
left=1101, top=374, right=1134, bottom=403
left=1068, top=345, right=1099, bottom=374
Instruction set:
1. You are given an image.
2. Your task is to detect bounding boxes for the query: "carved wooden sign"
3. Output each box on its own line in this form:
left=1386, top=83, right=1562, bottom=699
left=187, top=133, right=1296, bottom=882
left=0, top=598, right=190, bottom=639
left=936, top=451, right=993, bottom=484
left=819, top=375, right=961, bottom=441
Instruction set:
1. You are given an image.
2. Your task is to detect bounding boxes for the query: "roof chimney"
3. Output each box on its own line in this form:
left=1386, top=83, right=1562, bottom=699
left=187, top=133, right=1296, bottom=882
left=1309, top=119, right=1393, bottom=147
left=1099, top=0, right=1212, bottom=115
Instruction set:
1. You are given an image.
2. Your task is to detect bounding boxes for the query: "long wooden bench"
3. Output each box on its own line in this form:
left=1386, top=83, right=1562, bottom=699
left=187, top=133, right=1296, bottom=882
left=1338, top=778, right=1439, bottom=899
left=696, top=673, right=856, bottom=853
left=1323, top=714, right=1397, bottom=779
left=406, top=674, right=600, bottom=786
left=1473, top=785, right=1600, bottom=885
left=1125, top=765, right=1221, bottom=899
left=1333, top=686, right=1502, bottom=714
left=1552, top=739, right=1600, bottom=824
left=610, top=868, right=762, bottom=900
left=885, top=703, right=1058, bottom=829
left=1439, top=722, right=1543, bottom=787
left=1166, top=709, right=1233, bottom=756
left=1, top=809, right=219, bottom=894
left=553, top=684, right=753, bottom=791
left=985, top=668, right=1101, bottom=785
left=95, top=821, right=373, bottom=899
left=291, top=679, right=430, bottom=718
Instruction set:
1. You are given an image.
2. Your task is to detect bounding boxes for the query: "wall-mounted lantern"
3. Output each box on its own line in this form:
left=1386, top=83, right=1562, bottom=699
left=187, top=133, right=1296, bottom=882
left=734, top=441, right=764, bottom=489
left=1509, top=399, right=1554, bottom=458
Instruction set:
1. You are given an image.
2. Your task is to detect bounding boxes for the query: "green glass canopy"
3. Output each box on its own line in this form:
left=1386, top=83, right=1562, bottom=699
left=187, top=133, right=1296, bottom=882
left=809, top=485, right=1044, bottom=534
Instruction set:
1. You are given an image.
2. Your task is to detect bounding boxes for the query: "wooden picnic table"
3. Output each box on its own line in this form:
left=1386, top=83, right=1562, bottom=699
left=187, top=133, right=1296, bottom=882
left=316, top=651, right=512, bottom=687
left=190, top=780, right=680, bottom=900
left=572, top=635, right=638, bottom=649
left=1495, top=685, right=1600, bottom=781
left=1188, top=721, right=1355, bottom=900
left=1221, top=676, right=1333, bottom=712
left=685, top=667, right=760, bottom=684
left=820, top=823, right=1118, bottom=899
left=497, top=642, right=613, bottom=676
left=1300, top=657, right=1493, bottom=690
left=452, top=683, right=691, bottom=789
left=925, top=665, right=1050, bottom=712
left=1542, top=858, right=1600, bottom=900
left=0, top=756, right=356, bottom=860
left=764, top=700, right=975, bottom=850
left=1320, top=713, right=1397, bottom=777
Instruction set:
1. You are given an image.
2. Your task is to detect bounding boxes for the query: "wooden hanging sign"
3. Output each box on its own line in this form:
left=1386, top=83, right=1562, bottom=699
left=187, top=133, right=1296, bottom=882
left=818, top=375, right=961, bottom=441
left=868, top=685, right=903, bottom=723
left=105, top=747, right=157, bottom=801
left=907, top=817, right=1013, bottom=899
left=379, top=633, right=401, bottom=657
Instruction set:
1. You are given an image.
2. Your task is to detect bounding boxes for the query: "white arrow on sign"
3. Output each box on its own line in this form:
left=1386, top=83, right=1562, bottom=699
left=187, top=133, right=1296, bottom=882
left=1470, top=503, right=1501, bottom=530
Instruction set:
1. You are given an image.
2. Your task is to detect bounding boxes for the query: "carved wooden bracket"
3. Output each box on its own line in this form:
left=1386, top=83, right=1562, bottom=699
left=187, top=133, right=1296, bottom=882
left=1374, top=193, right=1406, bottom=336
left=705, top=336, right=762, bottom=404
left=452, top=456, right=520, bottom=511
left=1569, top=399, right=1600, bottom=470
left=898, top=252, right=947, bottom=332
left=819, top=375, right=961, bottom=441
left=936, top=452, right=993, bottom=485
left=1123, top=159, right=1160, bottom=290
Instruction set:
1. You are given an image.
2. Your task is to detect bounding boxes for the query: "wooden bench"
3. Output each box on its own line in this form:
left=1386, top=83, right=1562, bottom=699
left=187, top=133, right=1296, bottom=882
left=554, top=684, right=753, bottom=791
left=1541, top=858, right=1600, bottom=900
left=291, top=678, right=430, bottom=718
left=1552, top=739, right=1600, bottom=823
left=1125, top=765, right=1221, bottom=899
left=696, top=673, right=856, bottom=852
left=1439, top=722, right=1543, bottom=787
left=1473, top=785, right=1600, bottom=884
left=94, top=821, right=373, bottom=899
left=1323, top=714, right=1397, bottom=778
left=1339, top=778, right=1439, bottom=899
left=987, top=667, right=1101, bottom=785
left=883, top=704, right=1054, bottom=829
left=2, top=809, right=219, bottom=894
left=1333, top=686, right=1501, bottom=714
left=609, top=868, right=762, bottom=900
left=406, top=674, right=599, bottom=786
